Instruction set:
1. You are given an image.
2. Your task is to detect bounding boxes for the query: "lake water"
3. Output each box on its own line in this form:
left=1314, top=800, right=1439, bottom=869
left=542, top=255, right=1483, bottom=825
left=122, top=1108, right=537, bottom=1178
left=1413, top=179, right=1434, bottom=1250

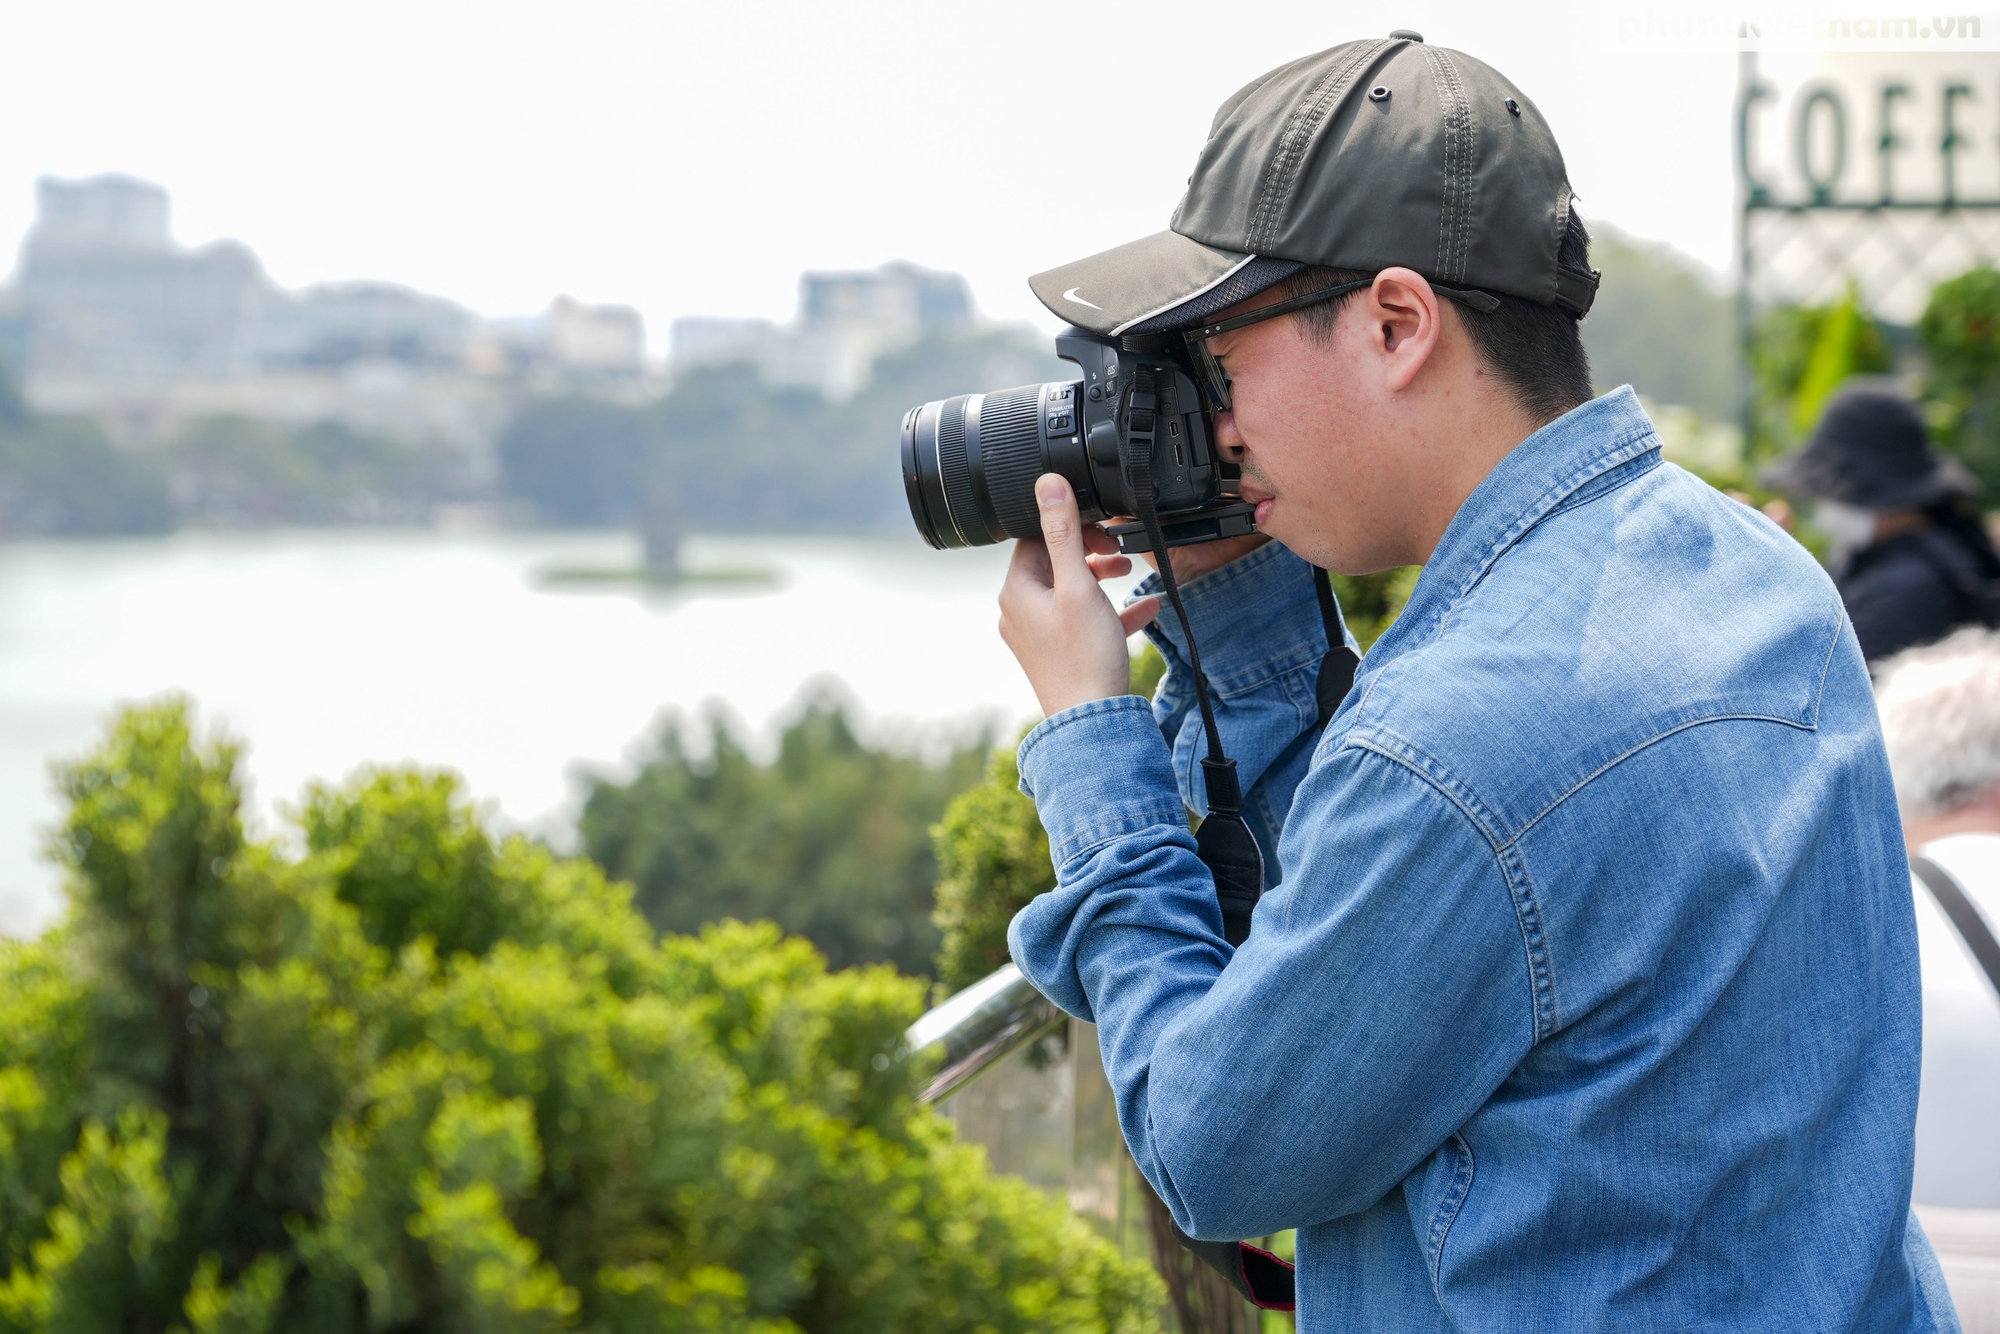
left=0, top=528, right=1135, bottom=937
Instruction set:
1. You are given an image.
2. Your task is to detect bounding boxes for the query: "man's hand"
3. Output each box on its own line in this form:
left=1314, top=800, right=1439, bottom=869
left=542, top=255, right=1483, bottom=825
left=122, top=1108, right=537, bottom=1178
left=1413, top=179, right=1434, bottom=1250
left=1000, top=475, right=1162, bottom=717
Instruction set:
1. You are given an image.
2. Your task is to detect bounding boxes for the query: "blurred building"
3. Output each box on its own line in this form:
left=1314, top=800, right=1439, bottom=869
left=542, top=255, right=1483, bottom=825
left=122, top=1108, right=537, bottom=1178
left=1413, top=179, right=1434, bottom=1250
left=669, top=261, right=974, bottom=397
left=544, top=296, right=644, bottom=374
left=799, top=263, right=971, bottom=337
left=261, top=282, right=475, bottom=370
left=0, top=174, right=650, bottom=459
left=14, top=175, right=270, bottom=383
left=465, top=298, right=647, bottom=380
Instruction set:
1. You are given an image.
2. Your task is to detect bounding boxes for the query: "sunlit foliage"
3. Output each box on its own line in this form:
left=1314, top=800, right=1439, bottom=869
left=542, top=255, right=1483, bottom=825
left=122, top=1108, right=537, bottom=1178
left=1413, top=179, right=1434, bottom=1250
left=0, top=700, right=1160, bottom=1333
left=1920, top=266, right=2000, bottom=497
left=580, top=693, right=987, bottom=976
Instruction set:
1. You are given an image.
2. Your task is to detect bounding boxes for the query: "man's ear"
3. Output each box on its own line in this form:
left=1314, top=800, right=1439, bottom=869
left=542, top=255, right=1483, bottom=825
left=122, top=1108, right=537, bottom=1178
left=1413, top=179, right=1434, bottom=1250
left=1363, top=268, right=1442, bottom=393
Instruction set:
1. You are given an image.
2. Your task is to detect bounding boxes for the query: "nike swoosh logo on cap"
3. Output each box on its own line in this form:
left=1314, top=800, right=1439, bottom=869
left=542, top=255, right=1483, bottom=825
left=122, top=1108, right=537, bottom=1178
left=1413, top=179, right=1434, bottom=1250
left=1062, top=287, right=1102, bottom=310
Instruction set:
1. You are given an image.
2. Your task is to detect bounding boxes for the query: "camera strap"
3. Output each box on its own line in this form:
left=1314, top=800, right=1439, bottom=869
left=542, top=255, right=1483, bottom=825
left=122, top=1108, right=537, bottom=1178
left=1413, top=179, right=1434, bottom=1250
left=1312, top=568, right=1360, bottom=727
left=1124, top=368, right=1265, bottom=949
left=1121, top=371, right=1368, bottom=1312
left=1159, top=569, right=1344, bottom=1313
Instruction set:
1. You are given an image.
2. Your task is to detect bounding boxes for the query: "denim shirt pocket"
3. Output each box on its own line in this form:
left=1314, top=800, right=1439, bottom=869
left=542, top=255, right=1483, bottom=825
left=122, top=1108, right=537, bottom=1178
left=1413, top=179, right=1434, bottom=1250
left=1410, top=1132, right=1476, bottom=1298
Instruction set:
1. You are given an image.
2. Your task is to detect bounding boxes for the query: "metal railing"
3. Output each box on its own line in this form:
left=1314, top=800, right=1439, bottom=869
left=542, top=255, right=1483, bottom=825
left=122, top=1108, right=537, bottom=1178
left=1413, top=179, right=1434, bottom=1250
left=905, top=966, right=1270, bottom=1333
left=903, top=962, right=1064, bottom=1104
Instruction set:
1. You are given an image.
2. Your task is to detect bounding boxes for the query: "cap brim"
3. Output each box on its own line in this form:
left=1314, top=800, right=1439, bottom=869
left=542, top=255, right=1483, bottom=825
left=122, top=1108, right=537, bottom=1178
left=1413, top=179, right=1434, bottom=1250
left=1030, top=230, right=1265, bottom=337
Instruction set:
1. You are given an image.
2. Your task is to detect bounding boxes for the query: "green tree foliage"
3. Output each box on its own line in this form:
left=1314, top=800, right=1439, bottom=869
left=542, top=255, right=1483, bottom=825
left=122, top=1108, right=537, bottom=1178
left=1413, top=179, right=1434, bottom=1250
left=579, top=692, right=987, bottom=976
left=931, top=651, right=1178, bottom=996
left=1127, top=643, right=1167, bottom=702
left=0, top=699, right=1160, bottom=1332
left=1790, top=287, right=1887, bottom=436
left=162, top=416, right=464, bottom=525
left=1326, top=569, right=1418, bottom=652
left=931, top=741, right=1048, bottom=997
left=0, top=360, right=171, bottom=535
left=0, top=364, right=468, bottom=534
left=1919, top=267, right=2000, bottom=496
left=495, top=398, right=658, bottom=527
left=499, top=333, right=1067, bottom=533
left=930, top=645, right=1222, bottom=996
left=1578, top=225, right=1737, bottom=420
left=647, top=369, right=851, bottom=532
left=1748, top=291, right=1892, bottom=458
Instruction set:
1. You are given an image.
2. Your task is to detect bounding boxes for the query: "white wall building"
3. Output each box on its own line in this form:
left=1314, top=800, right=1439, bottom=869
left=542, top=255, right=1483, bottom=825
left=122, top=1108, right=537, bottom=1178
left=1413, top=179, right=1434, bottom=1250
left=545, top=296, right=644, bottom=374
left=0, top=175, right=651, bottom=461
left=669, top=261, right=974, bottom=397
left=15, top=175, right=271, bottom=383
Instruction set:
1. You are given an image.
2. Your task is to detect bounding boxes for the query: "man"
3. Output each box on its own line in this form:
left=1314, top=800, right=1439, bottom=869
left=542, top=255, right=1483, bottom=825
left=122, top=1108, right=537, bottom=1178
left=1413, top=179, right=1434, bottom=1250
left=1765, top=380, right=2000, bottom=662
left=994, top=34, right=1956, bottom=1331
left=1875, top=629, right=2000, bottom=1329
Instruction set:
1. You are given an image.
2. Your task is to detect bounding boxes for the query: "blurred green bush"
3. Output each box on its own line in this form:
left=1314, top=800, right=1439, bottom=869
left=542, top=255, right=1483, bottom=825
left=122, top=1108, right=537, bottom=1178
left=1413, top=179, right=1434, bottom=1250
left=161, top=415, right=466, bottom=525
left=1920, top=267, right=2000, bottom=497
left=1747, top=288, right=1894, bottom=461
left=579, top=693, right=987, bottom=976
left=498, top=332, right=1069, bottom=534
left=931, top=738, right=1048, bottom=997
left=0, top=699, right=1160, bottom=1333
left=0, top=364, right=171, bottom=536
left=931, top=650, right=1180, bottom=998
left=1326, top=569, right=1418, bottom=653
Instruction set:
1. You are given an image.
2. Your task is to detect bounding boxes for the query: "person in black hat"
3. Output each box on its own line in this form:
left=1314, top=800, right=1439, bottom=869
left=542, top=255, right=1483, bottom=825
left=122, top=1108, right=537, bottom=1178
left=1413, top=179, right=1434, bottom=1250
left=1766, top=378, right=2000, bottom=662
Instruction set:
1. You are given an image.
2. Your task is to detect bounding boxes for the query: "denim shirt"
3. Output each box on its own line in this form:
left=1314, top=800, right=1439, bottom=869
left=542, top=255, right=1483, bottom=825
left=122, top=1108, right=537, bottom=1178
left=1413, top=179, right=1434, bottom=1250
left=1007, top=389, right=1960, bottom=1331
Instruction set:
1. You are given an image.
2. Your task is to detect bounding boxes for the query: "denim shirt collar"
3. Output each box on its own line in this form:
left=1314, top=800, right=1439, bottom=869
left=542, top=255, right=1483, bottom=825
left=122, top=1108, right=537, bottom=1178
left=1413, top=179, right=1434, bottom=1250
left=1373, top=386, right=1660, bottom=659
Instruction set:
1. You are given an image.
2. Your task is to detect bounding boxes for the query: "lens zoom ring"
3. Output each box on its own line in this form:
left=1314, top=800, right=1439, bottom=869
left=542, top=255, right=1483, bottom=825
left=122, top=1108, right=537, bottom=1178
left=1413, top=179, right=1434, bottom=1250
left=937, top=398, right=976, bottom=542
left=979, top=386, right=1046, bottom=538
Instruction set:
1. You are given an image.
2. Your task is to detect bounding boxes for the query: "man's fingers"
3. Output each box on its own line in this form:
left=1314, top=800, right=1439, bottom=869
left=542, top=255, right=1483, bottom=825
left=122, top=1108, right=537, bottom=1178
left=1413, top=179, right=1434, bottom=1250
left=1085, top=551, right=1133, bottom=581
left=1036, top=474, right=1091, bottom=591
left=1119, top=595, right=1161, bottom=636
left=1082, top=524, right=1122, bottom=557
left=1006, top=533, right=1054, bottom=590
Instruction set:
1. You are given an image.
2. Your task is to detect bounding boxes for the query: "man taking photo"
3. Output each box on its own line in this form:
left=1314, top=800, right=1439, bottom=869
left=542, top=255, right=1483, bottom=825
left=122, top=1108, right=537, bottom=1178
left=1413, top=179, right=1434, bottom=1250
left=995, top=33, right=1957, bottom=1330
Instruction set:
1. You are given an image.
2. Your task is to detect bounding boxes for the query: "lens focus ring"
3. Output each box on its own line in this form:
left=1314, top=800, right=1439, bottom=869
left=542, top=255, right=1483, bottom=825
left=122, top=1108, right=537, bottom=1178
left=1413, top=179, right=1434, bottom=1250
left=977, top=385, right=1046, bottom=539
left=899, top=381, right=1076, bottom=548
left=937, top=397, right=976, bottom=544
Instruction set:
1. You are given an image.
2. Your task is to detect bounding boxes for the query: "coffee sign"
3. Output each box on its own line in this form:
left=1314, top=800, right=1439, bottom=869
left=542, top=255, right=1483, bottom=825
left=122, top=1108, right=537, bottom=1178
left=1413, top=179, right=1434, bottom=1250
left=1739, top=54, right=2000, bottom=205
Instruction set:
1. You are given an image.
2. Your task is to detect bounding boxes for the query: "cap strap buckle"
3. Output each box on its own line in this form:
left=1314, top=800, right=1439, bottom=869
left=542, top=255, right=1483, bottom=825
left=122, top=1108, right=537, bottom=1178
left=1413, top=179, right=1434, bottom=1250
left=1553, top=266, right=1600, bottom=318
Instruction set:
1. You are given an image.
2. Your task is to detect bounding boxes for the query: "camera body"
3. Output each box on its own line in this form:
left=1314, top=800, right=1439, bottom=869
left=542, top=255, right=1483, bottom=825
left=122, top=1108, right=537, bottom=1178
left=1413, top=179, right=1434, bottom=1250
left=900, top=328, right=1257, bottom=553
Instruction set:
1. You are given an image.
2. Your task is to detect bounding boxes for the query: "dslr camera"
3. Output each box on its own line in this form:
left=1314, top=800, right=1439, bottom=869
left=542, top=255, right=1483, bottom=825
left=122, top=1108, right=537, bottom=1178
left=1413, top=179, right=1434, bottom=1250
left=900, top=329, right=1256, bottom=553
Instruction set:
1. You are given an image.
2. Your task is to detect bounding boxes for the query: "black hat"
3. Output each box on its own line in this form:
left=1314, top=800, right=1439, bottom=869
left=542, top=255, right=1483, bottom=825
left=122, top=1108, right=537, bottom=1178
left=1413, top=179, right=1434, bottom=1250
left=1762, top=379, right=1977, bottom=511
left=1026, top=33, right=1599, bottom=337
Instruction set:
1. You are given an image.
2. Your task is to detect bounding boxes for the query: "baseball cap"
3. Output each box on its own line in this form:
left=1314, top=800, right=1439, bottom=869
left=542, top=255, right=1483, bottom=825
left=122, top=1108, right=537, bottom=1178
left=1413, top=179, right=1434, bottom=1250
left=1028, top=33, right=1598, bottom=337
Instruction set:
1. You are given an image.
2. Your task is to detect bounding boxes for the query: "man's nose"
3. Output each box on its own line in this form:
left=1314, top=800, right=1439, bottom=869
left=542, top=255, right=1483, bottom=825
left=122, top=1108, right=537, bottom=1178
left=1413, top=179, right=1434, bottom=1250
left=1214, top=411, right=1245, bottom=462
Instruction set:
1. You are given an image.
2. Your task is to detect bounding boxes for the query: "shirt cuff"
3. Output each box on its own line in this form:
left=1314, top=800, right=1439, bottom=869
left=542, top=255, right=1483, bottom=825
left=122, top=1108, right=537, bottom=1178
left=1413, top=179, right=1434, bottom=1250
left=1135, top=541, right=1337, bottom=697
left=1017, top=695, right=1187, bottom=867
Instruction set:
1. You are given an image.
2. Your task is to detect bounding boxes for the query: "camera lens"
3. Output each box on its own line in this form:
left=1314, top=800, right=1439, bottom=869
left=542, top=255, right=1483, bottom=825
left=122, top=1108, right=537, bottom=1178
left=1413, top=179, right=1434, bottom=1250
left=901, top=382, right=1078, bottom=548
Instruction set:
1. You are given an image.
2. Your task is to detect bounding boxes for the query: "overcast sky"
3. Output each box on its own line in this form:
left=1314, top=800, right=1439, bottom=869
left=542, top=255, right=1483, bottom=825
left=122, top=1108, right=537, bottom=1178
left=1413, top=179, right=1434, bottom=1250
left=0, top=0, right=1744, bottom=343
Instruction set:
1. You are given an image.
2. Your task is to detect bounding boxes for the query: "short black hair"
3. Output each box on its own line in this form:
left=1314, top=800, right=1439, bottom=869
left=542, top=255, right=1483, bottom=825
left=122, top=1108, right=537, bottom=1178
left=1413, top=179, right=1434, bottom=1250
left=1276, top=208, right=1595, bottom=426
